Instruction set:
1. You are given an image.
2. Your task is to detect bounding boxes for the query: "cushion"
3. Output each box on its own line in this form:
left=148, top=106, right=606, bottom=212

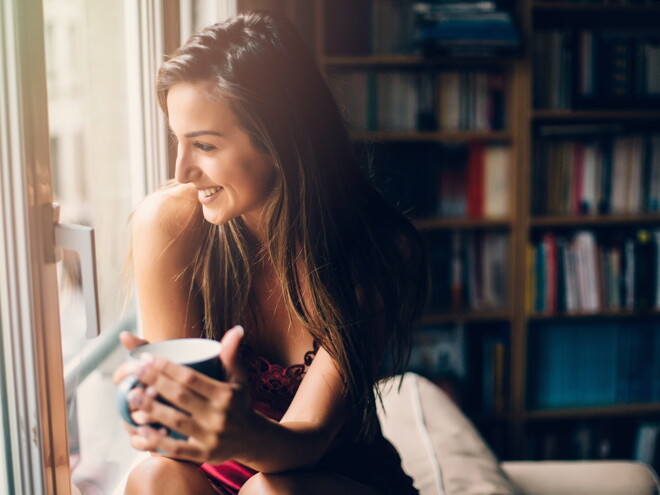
left=501, top=460, right=660, bottom=495
left=377, top=373, right=521, bottom=495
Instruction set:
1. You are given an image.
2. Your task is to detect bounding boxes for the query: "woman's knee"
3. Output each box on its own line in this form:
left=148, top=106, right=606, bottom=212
left=239, top=472, right=295, bottom=495
left=124, top=456, right=207, bottom=495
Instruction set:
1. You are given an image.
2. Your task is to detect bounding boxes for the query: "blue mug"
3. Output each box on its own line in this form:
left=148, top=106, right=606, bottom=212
left=117, top=338, right=222, bottom=439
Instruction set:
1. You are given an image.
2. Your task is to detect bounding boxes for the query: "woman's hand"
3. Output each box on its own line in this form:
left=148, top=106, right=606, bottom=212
left=112, top=332, right=150, bottom=384
left=113, top=332, right=153, bottom=429
left=123, top=325, right=255, bottom=464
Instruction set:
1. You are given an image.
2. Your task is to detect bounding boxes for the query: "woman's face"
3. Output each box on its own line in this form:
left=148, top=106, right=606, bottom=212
left=167, top=82, right=277, bottom=231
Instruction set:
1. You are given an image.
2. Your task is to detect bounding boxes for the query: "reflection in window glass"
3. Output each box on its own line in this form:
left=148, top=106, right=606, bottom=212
left=44, top=0, right=139, bottom=492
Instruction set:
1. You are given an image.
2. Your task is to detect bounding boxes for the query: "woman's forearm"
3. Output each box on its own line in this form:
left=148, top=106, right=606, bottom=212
left=234, top=411, right=338, bottom=473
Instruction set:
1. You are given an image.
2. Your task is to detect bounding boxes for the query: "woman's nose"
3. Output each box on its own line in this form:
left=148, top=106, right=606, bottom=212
left=174, top=146, right=201, bottom=184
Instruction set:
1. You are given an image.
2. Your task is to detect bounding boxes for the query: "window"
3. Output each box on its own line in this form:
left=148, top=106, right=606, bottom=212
left=43, top=0, right=152, bottom=491
left=1, top=1, right=236, bottom=492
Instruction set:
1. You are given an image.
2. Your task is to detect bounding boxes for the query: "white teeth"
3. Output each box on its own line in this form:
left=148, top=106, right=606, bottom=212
left=200, top=187, right=221, bottom=198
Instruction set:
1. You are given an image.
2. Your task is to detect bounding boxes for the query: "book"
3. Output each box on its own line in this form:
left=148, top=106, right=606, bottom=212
left=529, top=321, right=636, bottom=409
left=634, top=422, right=660, bottom=466
left=437, top=71, right=461, bottom=131
left=601, top=31, right=634, bottom=98
left=635, top=229, right=656, bottom=310
left=481, top=331, right=508, bottom=415
left=483, top=145, right=511, bottom=218
left=466, top=141, right=485, bottom=217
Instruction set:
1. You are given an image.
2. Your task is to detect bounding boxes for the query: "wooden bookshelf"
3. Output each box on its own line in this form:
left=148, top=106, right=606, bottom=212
left=526, top=403, right=660, bottom=421
left=533, top=110, right=660, bottom=121
left=422, top=311, right=512, bottom=325
left=520, top=0, right=660, bottom=466
left=314, top=0, right=660, bottom=465
left=528, top=309, right=660, bottom=321
left=413, top=217, right=511, bottom=231
left=530, top=213, right=660, bottom=227
left=532, top=1, right=660, bottom=16
left=533, top=2, right=660, bottom=14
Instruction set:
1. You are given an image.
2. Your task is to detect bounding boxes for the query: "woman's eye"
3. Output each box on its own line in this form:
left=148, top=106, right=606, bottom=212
left=193, top=142, right=216, bottom=152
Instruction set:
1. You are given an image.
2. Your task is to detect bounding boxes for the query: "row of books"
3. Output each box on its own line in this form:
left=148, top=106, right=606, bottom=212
left=536, top=0, right=660, bottom=5
left=437, top=71, right=507, bottom=131
left=413, top=1, right=521, bottom=57
left=408, top=323, right=509, bottom=415
left=578, top=30, right=660, bottom=101
left=329, top=70, right=508, bottom=133
left=428, top=230, right=509, bottom=312
left=324, top=0, right=520, bottom=57
left=532, top=132, right=660, bottom=216
left=534, top=30, right=660, bottom=109
left=527, top=320, right=660, bottom=409
left=528, top=229, right=660, bottom=314
left=363, top=142, right=510, bottom=220
left=437, top=142, right=511, bottom=218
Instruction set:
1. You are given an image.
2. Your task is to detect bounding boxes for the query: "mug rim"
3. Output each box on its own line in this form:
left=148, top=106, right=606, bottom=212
left=129, top=337, right=222, bottom=365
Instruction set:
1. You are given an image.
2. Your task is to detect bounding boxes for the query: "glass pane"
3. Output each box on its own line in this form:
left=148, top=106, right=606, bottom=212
left=43, top=0, right=140, bottom=491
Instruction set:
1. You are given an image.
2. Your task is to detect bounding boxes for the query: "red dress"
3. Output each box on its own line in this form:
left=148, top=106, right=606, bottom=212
left=199, top=343, right=418, bottom=495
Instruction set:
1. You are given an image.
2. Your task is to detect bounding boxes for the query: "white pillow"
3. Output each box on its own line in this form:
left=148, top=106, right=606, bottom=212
left=377, top=373, right=521, bottom=495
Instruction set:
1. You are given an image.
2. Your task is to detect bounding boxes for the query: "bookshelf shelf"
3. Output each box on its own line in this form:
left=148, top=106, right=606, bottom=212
left=533, top=2, right=660, bottom=14
left=421, top=311, right=512, bottom=325
left=528, top=309, right=660, bottom=321
left=525, top=402, right=660, bottom=421
left=530, top=214, right=660, bottom=228
left=350, top=131, right=513, bottom=143
left=533, top=110, right=660, bottom=121
left=413, top=217, right=511, bottom=231
left=323, top=55, right=517, bottom=68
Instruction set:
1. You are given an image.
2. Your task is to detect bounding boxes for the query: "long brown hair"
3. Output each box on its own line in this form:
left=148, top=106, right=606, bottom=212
left=156, top=11, right=427, bottom=440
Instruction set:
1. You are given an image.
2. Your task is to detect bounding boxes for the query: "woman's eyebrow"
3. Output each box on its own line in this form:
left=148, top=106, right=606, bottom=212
left=184, top=130, right=223, bottom=138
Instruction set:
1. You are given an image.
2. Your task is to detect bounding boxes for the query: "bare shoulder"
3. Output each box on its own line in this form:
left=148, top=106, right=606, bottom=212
left=131, top=183, right=206, bottom=260
left=131, top=184, right=207, bottom=340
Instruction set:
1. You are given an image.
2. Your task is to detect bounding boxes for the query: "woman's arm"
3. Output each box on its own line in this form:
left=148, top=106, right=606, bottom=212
left=127, top=329, right=349, bottom=473
left=131, top=184, right=206, bottom=341
left=241, top=346, right=347, bottom=471
left=114, top=184, right=207, bottom=433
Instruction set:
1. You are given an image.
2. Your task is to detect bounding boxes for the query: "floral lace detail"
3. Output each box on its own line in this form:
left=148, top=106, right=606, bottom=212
left=241, top=341, right=319, bottom=413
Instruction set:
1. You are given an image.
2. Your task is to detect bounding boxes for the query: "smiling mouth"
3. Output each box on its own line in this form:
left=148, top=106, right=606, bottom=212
left=200, top=186, right=222, bottom=198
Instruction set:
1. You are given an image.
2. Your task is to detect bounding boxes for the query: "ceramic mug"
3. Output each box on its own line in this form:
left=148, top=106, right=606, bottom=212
left=117, top=338, right=222, bottom=439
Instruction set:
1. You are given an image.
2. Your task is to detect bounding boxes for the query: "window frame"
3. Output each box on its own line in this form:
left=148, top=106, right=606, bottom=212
left=0, top=0, right=71, bottom=492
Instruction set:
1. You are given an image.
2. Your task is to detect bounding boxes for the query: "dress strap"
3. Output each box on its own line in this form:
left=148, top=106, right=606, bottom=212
left=303, top=340, right=320, bottom=367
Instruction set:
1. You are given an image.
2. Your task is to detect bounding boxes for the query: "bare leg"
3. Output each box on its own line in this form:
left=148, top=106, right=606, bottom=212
left=239, top=472, right=382, bottom=495
left=124, top=457, right=217, bottom=495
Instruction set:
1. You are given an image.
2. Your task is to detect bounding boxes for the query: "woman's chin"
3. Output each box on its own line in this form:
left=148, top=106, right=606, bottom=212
left=201, top=208, right=229, bottom=226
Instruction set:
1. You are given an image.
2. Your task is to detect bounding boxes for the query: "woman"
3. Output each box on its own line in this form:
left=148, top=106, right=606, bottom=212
left=115, top=10, right=427, bottom=495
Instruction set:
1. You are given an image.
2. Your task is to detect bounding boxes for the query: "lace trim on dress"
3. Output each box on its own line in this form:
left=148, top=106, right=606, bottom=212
left=240, top=341, right=319, bottom=412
